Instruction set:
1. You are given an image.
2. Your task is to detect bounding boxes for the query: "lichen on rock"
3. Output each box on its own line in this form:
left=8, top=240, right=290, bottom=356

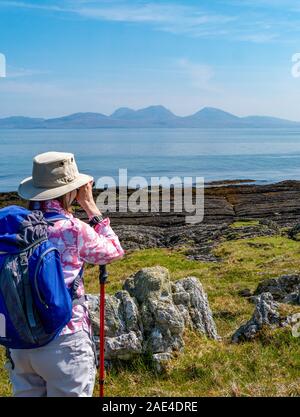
left=87, top=266, right=219, bottom=371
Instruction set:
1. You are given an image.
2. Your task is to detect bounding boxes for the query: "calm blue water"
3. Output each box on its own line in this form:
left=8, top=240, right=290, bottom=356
left=1, top=128, right=300, bottom=192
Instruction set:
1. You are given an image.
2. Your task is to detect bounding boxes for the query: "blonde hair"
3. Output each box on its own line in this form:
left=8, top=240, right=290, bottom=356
left=56, top=194, right=73, bottom=212
left=28, top=190, right=77, bottom=212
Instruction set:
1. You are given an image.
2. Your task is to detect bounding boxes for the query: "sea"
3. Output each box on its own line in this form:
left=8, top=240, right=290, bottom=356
left=1, top=127, right=300, bottom=192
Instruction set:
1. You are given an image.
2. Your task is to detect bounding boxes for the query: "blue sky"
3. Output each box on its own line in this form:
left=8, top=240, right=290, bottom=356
left=0, top=0, right=300, bottom=120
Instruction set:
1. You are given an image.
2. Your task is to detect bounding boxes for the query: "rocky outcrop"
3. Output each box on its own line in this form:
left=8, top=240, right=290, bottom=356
left=123, top=267, right=185, bottom=354
left=254, top=275, right=300, bottom=305
left=232, top=293, right=280, bottom=343
left=233, top=274, right=300, bottom=342
left=172, top=277, right=219, bottom=339
left=87, top=292, right=143, bottom=361
left=87, top=266, right=218, bottom=371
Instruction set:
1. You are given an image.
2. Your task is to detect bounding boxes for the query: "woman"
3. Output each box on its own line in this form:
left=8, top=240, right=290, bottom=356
left=7, top=151, right=124, bottom=397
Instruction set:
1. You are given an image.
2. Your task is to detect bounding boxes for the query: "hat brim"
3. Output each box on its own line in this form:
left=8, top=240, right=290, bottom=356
left=18, top=173, right=93, bottom=201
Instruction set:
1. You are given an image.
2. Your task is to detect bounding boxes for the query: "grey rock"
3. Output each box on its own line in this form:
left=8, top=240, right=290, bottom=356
left=87, top=266, right=218, bottom=370
left=283, top=292, right=300, bottom=304
left=123, top=266, right=172, bottom=304
left=232, top=292, right=280, bottom=343
left=259, top=219, right=280, bottom=233
left=105, top=331, right=143, bottom=360
left=87, top=293, right=143, bottom=360
left=152, top=353, right=173, bottom=373
left=281, top=313, right=300, bottom=329
left=125, top=267, right=185, bottom=354
left=173, top=277, right=219, bottom=339
left=115, top=290, right=143, bottom=334
left=254, top=274, right=300, bottom=304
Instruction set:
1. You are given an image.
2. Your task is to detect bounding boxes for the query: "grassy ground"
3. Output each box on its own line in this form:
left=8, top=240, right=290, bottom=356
left=1, top=235, right=300, bottom=397
left=230, top=220, right=260, bottom=228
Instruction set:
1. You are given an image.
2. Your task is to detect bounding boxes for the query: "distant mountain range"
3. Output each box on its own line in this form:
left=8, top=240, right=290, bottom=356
left=0, top=106, right=299, bottom=129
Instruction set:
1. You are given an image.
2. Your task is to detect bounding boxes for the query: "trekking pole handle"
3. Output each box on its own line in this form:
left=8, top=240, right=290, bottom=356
left=99, top=264, right=108, bottom=284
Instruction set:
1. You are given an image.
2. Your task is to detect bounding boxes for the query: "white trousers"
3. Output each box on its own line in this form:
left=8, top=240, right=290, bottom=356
left=7, top=330, right=96, bottom=397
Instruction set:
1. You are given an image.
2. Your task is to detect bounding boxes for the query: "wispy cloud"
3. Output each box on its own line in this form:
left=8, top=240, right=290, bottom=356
left=226, top=0, right=300, bottom=9
left=0, top=1, right=64, bottom=12
left=75, top=2, right=236, bottom=32
left=176, top=59, right=217, bottom=91
left=0, top=0, right=282, bottom=43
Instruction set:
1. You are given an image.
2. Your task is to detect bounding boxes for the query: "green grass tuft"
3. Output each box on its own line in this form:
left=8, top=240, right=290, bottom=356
left=230, top=220, right=260, bottom=228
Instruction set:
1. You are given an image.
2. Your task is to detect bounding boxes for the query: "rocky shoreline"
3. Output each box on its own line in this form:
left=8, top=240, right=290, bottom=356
left=1, top=180, right=300, bottom=257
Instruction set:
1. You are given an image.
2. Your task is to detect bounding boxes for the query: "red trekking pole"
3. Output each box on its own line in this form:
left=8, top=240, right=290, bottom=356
left=99, top=264, right=108, bottom=398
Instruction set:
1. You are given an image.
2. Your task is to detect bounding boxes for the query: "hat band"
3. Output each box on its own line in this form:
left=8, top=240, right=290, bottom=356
left=33, top=173, right=79, bottom=188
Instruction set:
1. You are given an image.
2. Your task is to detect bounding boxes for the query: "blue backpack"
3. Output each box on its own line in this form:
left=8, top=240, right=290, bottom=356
left=0, top=205, right=83, bottom=349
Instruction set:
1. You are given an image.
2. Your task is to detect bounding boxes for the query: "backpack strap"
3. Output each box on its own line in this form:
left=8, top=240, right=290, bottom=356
left=71, top=266, right=84, bottom=300
left=20, top=252, right=36, bottom=329
left=71, top=267, right=86, bottom=307
left=43, top=211, right=69, bottom=223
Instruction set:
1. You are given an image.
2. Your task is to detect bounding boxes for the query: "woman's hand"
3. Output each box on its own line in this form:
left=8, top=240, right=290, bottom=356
left=76, top=181, right=102, bottom=219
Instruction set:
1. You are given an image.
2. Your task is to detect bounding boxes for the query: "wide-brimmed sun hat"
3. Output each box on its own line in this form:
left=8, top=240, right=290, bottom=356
left=18, top=151, right=93, bottom=201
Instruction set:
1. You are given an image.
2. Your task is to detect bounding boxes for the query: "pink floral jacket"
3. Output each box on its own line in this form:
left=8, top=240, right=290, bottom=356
left=44, top=200, right=124, bottom=335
